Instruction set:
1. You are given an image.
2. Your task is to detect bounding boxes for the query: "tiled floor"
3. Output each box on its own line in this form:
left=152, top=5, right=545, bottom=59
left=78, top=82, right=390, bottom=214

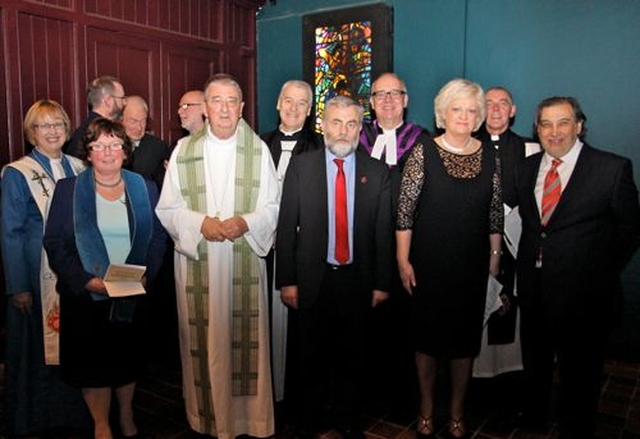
left=129, top=358, right=640, bottom=439
left=1, top=357, right=639, bottom=438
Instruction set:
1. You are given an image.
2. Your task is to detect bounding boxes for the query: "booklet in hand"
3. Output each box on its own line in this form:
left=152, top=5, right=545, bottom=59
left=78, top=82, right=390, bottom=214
left=103, top=264, right=147, bottom=297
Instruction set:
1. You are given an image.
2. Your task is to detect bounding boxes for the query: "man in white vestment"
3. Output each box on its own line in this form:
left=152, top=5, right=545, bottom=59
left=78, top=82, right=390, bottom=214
left=156, top=73, right=279, bottom=439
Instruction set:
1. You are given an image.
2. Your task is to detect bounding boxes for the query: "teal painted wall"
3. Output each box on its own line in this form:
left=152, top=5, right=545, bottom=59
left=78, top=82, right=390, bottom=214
left=257, top=0, right=640, bottom=352
left=257, top=0, right=640, bottom=178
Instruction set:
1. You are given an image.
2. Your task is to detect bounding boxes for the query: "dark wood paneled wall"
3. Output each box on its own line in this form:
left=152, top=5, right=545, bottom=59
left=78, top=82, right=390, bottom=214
left=0, top=0, right=264, bottom=166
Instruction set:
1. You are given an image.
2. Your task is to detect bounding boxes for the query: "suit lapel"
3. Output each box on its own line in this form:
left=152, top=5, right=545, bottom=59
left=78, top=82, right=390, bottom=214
left=314, top=149, right=329, bottom=238
left=525, top=154, right=543, bottom=225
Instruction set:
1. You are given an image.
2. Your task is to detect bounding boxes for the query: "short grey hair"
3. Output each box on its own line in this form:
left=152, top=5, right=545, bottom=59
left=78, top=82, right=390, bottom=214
left=204, top=73, right=243, bottom=102
left=434, top=78, right=485, bottom=131
left=278, top=80, right=313, bottom=104
left=87, top=75, right=122, bottom=108
left=323, top=95, right=364, bottom=123
left=123, top=95, right=149, bottom=115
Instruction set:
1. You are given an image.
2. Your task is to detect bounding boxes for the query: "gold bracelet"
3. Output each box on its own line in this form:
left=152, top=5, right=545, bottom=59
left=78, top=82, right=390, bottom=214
left=490, top=249, right=503, bottom=256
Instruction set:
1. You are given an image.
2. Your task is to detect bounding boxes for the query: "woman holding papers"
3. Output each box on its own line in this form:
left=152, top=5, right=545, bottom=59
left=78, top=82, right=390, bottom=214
left=1, top=100, right=90, bottom=437
left=44, top=118, right=166, bottom=439
left=395, top=79, right=503, bottom=438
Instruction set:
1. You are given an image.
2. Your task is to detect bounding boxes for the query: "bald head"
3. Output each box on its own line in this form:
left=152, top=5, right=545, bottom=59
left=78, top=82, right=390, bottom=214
left=178, top=90, right=206, bottom=134
left=122, top=95, right=149, bottom=142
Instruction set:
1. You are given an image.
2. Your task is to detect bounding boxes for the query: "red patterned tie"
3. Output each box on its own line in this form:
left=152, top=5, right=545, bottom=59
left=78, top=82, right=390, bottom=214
left=334, top=158, right=349, bottom=264
left=541, top=158, right=562, bottom=226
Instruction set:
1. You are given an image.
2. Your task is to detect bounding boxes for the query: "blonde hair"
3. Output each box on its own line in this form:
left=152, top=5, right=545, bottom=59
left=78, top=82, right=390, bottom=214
left=23, top=99, right=71, bottom=145
left=434, top=79, right=485, bottom=131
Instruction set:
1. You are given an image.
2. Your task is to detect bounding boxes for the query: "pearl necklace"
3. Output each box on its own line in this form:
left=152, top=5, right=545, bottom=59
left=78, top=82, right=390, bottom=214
left=441, top=135, right=472, bottom=154
left=95, top=174, right=123, bottom=188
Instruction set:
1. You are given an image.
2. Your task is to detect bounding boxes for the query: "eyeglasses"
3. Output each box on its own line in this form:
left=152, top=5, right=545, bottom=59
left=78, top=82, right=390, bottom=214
left=89, top=142, right=124, bottom=152
left=111, top=95, right=127, bottom=102
left=371, top=90, right=406, bottom=101
left=178, top=103, right=202, bottom=110
left=207, top=96, right=240, bottom=108
left=34, top=122, right=66, bottom=131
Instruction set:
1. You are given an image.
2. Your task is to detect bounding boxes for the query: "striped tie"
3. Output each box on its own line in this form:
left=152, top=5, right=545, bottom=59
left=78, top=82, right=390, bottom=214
left=541, top=158, right=562, bottom=226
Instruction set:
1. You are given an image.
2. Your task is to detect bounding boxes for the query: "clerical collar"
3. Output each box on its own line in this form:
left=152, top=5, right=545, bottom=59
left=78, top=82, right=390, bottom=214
left=378, top=121, right=403, bottom=133
left=491, top=134, right=500, bottom=141
left=279, top=126, right=303, bottom=137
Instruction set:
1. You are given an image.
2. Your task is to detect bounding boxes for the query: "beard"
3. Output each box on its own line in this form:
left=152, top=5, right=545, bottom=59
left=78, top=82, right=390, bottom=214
left=325, top=137, right=357, bottom=158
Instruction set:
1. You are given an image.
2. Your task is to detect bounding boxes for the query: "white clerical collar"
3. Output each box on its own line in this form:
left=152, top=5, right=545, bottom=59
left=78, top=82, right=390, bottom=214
left=279, top=126, right=303, bottom=137
left=380, top=121, right=403, bottom=134
left=371, top=125, right=400, bottom=165
left=206, top=124, right=238, bottom=144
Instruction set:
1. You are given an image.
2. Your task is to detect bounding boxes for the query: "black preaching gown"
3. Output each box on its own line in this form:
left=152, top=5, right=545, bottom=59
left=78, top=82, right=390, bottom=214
left=397, top=138, right=502, bottom=358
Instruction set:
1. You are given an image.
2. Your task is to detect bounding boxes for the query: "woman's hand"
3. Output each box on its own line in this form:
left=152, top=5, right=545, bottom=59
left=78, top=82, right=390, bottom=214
left=398, top=262, right=417, bottom=295
left=85, top=277, right=108, bottom=295
left=11, top=292, right=33, bottom=315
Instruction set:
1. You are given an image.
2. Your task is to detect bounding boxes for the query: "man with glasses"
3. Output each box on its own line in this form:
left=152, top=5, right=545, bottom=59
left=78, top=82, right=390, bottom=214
left=360, top=72, right=429, bottom=177
left=177, top=90, right=206, bottom=136
left=65, top=75, right=126, bottom=158
left=156, top=73, right=279, bottom=439
left=359, top=73, right=429, bottom=410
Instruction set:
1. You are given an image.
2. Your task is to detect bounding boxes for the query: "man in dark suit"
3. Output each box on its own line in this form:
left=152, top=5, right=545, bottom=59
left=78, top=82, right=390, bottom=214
left=276, top=95, right=392, bottom=439
left=65, top=75, right=126, bottom=157
left=516, top=96, right=640, bottom=438
left=122, top=95, right=169, bottom=187
left=260, top=79, right=322, bottom=404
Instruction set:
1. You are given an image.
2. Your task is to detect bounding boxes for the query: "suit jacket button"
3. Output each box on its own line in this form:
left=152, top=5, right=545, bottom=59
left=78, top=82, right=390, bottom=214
left=540, top=232, right=547, bottom=238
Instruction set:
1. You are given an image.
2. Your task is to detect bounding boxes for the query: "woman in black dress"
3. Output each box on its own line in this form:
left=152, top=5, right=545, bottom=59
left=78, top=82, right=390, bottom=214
left=396, top=79, right=502, bottom=438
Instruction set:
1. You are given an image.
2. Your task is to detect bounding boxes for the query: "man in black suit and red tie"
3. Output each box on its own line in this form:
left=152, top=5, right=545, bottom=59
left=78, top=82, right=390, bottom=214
left=276, top=95, right=392, bottom=439
left=516, top=96, right=640, bottom=438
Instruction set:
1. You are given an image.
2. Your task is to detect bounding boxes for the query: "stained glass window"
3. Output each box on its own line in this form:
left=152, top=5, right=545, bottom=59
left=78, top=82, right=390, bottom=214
left=303, top=5, right=393, bottom=133
left=314, top=21, right=372, bottom=131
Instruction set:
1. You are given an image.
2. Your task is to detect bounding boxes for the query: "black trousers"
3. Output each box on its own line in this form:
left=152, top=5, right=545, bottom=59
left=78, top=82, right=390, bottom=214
left=520, top=271, right=606, bottom=439
left=296, top=264, right=367, bottom=431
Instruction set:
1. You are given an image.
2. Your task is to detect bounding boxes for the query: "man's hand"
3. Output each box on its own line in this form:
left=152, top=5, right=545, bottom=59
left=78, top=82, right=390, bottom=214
left=201, top=216, right=226, bottom=242
left=371, top=290, right=389, bottom=307
left=221, top=216, right=249, bottom=241
left=280, top=285, right=299, bottom=309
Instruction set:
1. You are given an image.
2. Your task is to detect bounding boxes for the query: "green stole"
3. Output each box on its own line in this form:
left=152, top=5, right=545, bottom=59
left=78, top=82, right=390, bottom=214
left=176, top=120, right=262, bottom=422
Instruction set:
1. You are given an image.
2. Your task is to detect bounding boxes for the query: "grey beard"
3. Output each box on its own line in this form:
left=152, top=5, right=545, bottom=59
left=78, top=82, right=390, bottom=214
left=326, top=139, right=357, bottom=158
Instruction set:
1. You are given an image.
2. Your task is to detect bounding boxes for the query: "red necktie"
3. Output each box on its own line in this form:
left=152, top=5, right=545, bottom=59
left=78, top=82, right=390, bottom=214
left=541, top=158, right=562, bottom=226
left=334, top=158, right=349, bottom=264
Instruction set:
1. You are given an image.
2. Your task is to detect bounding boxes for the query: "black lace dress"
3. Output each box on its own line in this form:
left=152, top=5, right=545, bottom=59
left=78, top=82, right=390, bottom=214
left=397, top=138, right=503, bottom=358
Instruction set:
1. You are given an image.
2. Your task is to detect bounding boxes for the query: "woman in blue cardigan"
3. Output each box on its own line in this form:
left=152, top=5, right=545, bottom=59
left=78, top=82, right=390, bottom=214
left=44, top=118, right=166, bottom=439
